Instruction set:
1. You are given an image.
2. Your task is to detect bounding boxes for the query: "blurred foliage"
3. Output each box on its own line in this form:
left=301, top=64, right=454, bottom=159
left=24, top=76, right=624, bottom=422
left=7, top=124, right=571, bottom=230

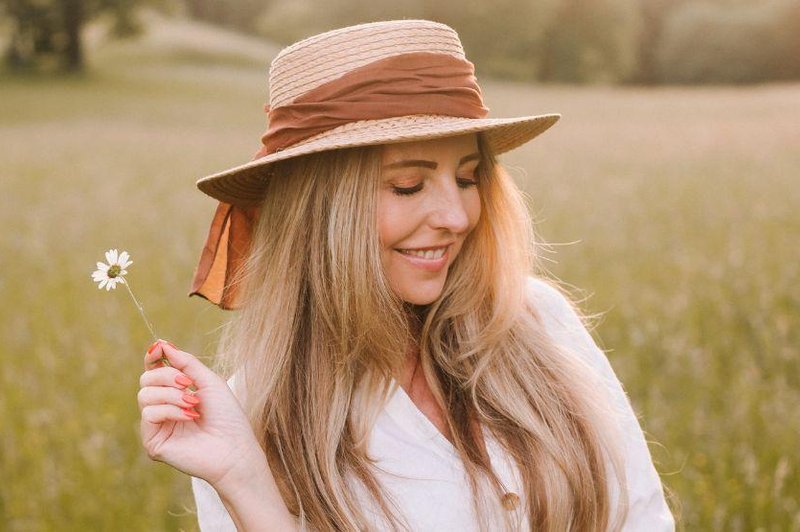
left=2, top=0, right=799, bottom=82
left=182, top=0, right=268, bottom=33
left=236, top=0, right=800, bottom=84
left=657, top=0, right=800, bottom=84
left=254, top=0, right=642, bottom=83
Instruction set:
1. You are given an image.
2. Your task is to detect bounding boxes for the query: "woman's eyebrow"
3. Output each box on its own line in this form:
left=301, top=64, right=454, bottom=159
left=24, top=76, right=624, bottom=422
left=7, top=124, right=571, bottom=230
left=383, top=159, right=438, bottom=170
left=382, top=152, right=481, bottom=170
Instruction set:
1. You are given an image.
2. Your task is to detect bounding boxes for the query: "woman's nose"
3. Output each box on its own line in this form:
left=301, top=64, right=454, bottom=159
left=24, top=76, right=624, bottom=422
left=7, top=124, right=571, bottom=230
left=426, top=181, right=471, bottom=234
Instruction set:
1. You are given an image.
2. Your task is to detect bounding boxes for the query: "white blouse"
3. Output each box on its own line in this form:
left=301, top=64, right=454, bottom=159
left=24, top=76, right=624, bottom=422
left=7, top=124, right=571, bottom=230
left=191, top=277, right=675, bottom=530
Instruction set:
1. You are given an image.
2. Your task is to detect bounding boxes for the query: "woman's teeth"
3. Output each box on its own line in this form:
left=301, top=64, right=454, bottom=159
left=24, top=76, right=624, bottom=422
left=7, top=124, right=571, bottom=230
left=398, top=247, right=447, bottom=259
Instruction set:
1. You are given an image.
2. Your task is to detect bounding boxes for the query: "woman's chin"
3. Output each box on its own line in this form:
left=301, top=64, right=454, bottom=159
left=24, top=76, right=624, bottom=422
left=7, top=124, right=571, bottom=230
left=395, top=278, right=446, bottom=305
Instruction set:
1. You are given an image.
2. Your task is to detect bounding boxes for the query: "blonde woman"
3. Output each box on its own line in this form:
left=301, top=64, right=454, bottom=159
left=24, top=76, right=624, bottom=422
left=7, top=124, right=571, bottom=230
left=136, top=20, right=674, bottom=531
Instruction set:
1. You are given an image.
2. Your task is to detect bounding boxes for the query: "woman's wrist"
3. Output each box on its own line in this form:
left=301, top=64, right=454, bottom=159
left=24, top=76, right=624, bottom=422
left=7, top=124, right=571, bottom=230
left=213, top=444, right=298, bottom=531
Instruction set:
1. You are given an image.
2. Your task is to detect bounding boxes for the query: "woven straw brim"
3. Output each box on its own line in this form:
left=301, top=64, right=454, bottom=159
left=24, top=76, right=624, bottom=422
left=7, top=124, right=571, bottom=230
left=197, top=113, right=560, bottom=205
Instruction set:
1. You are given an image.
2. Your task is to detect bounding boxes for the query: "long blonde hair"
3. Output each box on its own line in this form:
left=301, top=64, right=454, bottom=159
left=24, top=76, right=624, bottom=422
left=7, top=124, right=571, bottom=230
left=213, top=133, right=628, bottom=530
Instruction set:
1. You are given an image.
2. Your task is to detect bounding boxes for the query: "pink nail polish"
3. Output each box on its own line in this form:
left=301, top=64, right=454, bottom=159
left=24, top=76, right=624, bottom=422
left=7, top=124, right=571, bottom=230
left=182, top=394, right=200, bottom=405
left=175, top=374, right=193, bottom=387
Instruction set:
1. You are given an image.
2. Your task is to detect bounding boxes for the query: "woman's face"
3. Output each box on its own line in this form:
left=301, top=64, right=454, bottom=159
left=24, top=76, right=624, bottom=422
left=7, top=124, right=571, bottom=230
left=378, top=134, right=482, bottom=305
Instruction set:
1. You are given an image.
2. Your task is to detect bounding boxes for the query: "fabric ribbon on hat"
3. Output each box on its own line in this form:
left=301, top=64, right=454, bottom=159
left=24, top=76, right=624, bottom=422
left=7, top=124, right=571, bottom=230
left=189, top=141, right=267, bottom=309
left=262, top=51, right=489, bottom=153
left=190, top=51, right=489, bottom=309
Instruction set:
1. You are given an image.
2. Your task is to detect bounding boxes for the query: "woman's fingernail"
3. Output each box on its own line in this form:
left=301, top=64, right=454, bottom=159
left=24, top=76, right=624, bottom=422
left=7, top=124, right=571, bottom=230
left=182, top=393, right=200, bottom=405
left=175, top=374, right=193, bottom=387
left=147, top=341, right=160, bottom=354
left=182, top=408, right=200, bottom=419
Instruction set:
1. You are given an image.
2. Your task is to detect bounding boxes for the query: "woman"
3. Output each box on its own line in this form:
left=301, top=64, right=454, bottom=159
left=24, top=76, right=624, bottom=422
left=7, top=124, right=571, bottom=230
left=137, top=20, right=674, bottom=531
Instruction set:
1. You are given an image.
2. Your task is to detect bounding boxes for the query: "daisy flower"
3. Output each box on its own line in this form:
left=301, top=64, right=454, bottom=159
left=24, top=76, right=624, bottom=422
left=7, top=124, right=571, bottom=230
left=91, top=249, right=159, bottom=346
left=91, top=249, right=133, bottom=291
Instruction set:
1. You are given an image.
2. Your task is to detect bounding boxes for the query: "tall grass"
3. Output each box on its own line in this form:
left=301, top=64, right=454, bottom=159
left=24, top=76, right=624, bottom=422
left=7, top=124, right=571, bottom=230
left=1, top=17, right=798, bottom=531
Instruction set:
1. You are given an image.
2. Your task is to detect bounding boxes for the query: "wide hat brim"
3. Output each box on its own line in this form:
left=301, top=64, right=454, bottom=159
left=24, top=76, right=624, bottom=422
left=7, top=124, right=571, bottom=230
left=197, top=113, right=560, bottom=205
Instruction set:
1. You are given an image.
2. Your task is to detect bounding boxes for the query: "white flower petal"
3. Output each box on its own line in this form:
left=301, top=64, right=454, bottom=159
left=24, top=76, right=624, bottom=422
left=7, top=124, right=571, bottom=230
left=118, top=251, right=129, bottom=265
left=97, top=262, right=109, bottom=272
left=119, top=270, right=127, bottom=276
left=99, top=278, right=108, bottom=289
left=105, top=250, right=115, bottom=264
left=121, top=259, right=133, bottom=269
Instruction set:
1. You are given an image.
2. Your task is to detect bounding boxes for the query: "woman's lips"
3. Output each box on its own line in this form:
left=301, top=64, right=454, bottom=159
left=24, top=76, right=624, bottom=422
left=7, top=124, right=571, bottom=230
left=394, top=245, right=450, bottom=272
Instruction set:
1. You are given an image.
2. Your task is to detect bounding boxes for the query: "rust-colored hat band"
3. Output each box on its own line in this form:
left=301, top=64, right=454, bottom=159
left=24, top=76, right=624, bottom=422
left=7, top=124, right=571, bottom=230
left=190, top=51, right=490, bottom=310
left=261, top=51, right=489, bottom=155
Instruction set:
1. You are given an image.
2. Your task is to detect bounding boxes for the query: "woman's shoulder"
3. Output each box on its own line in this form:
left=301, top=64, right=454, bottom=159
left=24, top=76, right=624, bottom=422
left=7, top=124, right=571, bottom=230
left=524, top=276, right=676, bottom=529
left=523, top=275, right=578, bottom=326
left=524, top=277, right=595, bottom=346
left=522, top=275, right=619, bottom=381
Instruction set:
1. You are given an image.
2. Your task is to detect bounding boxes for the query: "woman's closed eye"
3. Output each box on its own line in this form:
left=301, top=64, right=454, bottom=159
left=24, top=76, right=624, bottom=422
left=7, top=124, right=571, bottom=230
left=456, top=165, right=481, bottom=189
left=391, top=172, right=480, bottom=197
left=392, top=182, right=424, bottom=196
left=456, top=177, right=479, bottom=189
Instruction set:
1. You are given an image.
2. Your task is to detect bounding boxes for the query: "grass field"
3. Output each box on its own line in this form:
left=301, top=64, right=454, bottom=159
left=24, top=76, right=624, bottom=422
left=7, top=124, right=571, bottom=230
left=1, top=15, right=798, bottom=531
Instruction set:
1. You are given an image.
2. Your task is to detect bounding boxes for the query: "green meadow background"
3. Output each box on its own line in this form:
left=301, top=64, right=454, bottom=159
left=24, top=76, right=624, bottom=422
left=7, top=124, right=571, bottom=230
left=1, top=14, right=798, bottom=531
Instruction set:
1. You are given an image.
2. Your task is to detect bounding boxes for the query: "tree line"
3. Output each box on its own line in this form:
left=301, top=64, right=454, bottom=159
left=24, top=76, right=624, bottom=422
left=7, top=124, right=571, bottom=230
left=2, top=0, right=799, bottom=84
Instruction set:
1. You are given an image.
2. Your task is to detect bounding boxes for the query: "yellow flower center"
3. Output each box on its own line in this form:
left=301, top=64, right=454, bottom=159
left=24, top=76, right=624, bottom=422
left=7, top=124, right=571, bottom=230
left=107, top=265, right=122, bottom=278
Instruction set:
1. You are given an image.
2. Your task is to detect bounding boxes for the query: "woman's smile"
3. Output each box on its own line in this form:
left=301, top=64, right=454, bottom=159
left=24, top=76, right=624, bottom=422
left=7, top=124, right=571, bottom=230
left=395, top=244, right=451, bottom=272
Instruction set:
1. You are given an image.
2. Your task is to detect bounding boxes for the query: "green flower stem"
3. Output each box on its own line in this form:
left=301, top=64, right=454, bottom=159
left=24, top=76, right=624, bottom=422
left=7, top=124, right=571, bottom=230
left=121, top=279, right=170, bottom=366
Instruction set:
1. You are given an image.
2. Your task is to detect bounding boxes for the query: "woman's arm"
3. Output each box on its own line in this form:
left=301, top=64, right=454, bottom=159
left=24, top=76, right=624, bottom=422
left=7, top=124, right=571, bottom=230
left=525, top=277, right=675, bottom=531
left=192, top=444, right=297, bottom=532
left=209, top=445, right=298, bottom=532
left=188, top=373, right=301, bottom=532
left=192, top=475, right=236, bottom=531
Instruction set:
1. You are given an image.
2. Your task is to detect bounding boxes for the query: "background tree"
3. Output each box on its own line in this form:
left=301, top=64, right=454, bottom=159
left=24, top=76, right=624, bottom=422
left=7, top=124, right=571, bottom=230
left=1, top=0, right=152, bottom=73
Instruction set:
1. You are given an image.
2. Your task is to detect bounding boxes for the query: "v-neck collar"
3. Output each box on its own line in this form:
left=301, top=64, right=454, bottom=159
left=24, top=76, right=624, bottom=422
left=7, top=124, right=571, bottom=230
left=385, top=377, right=461, bottom=462
left=385, top=377, right=498, bottom=465
left=382, top=378, right=523, bottom=509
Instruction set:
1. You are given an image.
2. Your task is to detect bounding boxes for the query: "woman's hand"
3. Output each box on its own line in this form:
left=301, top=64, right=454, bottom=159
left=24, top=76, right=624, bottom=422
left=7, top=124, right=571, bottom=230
left=137, top=340, right=263, bottom=489
left=138, top=341, right=300, bottom=530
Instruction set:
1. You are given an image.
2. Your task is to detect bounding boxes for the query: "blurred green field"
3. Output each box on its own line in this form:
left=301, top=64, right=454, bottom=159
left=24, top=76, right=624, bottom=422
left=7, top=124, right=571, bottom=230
left=1, top=15, right=798, bottom=531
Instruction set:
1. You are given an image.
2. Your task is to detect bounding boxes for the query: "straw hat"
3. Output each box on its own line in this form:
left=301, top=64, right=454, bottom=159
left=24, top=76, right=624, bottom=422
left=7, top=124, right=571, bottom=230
left=190, top=19, right=562, bottom=309
left=196, top=19, right=560, bottom=205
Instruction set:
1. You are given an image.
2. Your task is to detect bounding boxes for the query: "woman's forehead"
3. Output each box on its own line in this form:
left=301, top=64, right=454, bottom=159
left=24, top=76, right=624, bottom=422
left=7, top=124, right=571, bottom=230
left=380, top=134, right=479, bottom=164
